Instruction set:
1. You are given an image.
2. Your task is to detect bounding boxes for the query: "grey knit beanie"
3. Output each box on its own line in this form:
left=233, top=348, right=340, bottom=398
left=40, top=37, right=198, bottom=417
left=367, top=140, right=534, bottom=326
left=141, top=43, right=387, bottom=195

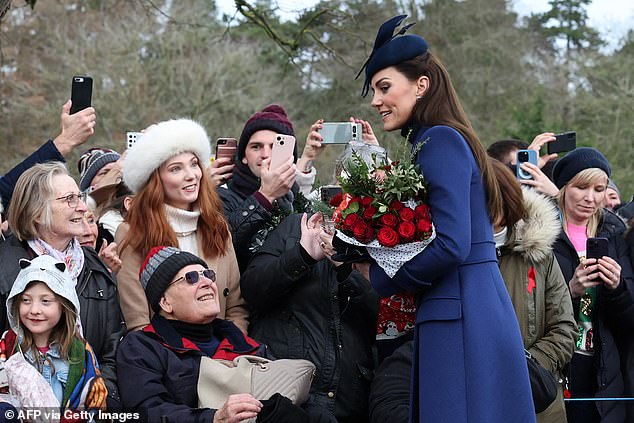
left=139, top=246, right=208, bottom=312
left=77, top=147, right=121, bottom=192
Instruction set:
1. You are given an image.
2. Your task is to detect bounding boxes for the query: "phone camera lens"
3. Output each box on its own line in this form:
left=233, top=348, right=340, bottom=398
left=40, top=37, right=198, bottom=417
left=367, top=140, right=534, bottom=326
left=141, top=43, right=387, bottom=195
left=280, top=140, right=285, bottom=145
left=352, top=126, right=357, bottom=133
left=519, top=152, right=528, bottom=161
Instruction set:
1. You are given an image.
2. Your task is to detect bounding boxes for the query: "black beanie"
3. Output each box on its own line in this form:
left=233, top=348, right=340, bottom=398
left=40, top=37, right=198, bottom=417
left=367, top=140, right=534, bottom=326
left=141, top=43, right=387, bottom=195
left=552, top=147, right=611, bottom=189
left=139, top=246, right=208, bottom=312
left=237, top=104, right=296, bottom=162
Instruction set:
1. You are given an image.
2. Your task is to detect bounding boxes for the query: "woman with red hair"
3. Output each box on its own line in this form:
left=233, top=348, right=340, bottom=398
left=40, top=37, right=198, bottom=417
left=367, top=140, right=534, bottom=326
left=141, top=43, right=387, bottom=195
left=116, top=119, right=247, bottom=332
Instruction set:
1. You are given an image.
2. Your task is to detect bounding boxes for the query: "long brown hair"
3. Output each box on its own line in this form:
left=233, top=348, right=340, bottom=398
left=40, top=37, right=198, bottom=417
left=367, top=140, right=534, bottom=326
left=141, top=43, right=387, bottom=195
left=12, top=282, right=79, bottom=370
left=489, top=159, right=526, bottom=229
left=120, top=154, right=230, bottom=259
left=394, top=52, right=503, bottom=220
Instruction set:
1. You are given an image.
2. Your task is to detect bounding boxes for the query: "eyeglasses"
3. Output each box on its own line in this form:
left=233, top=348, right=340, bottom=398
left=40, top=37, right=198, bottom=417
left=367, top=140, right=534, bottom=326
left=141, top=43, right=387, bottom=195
left=169, top=269, right=216, bottom=287
left=55, top=192, right=88, bottom=208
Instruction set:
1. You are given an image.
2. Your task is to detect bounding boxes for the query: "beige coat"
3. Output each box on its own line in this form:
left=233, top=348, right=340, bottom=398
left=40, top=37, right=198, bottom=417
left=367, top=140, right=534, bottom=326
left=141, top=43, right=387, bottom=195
left=115, top=223, right=248, bottom=332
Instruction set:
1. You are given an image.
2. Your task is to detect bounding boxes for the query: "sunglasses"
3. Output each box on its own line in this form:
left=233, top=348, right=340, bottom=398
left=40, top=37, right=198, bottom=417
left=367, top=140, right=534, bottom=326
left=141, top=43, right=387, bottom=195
left=169, top=269, right=216, bottom=287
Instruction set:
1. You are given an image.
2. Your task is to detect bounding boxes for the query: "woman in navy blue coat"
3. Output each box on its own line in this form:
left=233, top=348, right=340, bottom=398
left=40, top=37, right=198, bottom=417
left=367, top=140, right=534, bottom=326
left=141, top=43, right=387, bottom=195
left=353, top=15, right=535, bottom=422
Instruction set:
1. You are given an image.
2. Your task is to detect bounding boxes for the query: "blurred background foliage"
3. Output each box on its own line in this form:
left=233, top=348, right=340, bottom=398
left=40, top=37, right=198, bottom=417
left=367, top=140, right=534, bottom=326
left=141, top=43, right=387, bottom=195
left=1, top=0, right=632, bottom=195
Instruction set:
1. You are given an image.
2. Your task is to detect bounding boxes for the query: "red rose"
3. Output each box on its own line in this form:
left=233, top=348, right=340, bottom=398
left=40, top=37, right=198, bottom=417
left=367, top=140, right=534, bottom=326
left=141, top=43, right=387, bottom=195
left=389, top=200, right=404, bottom=211
left=399, top=207, right=415, bottom=222
left=329, top=192, right=343, bottom=207
left=361, top=196, right=373, bottom=208
left=350, top=196, right=361, bottom=205
left=353, top=221, right=374, bottom=243
left=363, top=205, right=378, bottom=221
left=397, top=221, right=416, bottom=242
left=416, top=218, right=432, bottom=235
left=379, top=213, right=398, bottom=228
left=343, top=213, right=360, bottom=231
left=377, top=227, right=400, bottom=248
left=415, top=204, right=430, bottom=219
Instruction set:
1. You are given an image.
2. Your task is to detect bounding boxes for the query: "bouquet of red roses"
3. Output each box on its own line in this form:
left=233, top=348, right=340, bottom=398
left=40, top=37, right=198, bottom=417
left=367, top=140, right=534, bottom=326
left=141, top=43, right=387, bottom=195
left=331, top=153, right=435, bottom=277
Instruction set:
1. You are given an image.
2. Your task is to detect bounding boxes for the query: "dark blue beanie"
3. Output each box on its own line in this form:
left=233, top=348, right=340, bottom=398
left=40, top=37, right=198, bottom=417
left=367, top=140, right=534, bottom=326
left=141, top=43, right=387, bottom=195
left=552, top=147, right=611, bottom=189
left=356, top=15, right=428, bottom=97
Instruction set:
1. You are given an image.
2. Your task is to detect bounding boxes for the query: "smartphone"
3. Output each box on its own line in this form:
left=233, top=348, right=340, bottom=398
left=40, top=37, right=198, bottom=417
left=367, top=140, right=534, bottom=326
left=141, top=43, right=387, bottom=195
left=215, top=138, right=237, bottom=164
left=126, top=132, right=143, bottom=149
left=586, top=237, right=609, bottom=260
left=547, top=131, right=576, bottom=155
left=70, top=76, right=93, bottom=114
left=319, top=122, right=362, bottom=144
left=270, top=134, right=296, bottom=170
left=516, top=149, right=538, bottom=180
left=320, top=185, right=343, bottom=205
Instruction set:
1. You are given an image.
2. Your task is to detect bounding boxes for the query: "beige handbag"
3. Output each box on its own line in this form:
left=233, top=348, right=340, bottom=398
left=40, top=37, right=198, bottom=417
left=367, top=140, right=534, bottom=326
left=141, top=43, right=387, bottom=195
left=197, top=355, right=315, bottom=410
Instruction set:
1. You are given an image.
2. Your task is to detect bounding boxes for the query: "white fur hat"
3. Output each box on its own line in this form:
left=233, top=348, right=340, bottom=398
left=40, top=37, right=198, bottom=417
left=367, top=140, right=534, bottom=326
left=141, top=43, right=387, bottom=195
left=123, top=118, right=211, bottom=193
left=6, top=255, right=81, bottom=335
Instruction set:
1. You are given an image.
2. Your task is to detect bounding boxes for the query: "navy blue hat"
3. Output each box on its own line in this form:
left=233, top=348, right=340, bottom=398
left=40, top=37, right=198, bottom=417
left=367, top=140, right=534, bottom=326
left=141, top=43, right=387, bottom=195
left=356, top=15, right=428, bottom=97
left=552, top=147, right=611, bottom=189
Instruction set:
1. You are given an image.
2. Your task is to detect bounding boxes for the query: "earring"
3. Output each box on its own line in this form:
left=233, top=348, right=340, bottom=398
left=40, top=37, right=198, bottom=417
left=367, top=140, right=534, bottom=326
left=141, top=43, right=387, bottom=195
left=416, top=95, right=422, bottom=100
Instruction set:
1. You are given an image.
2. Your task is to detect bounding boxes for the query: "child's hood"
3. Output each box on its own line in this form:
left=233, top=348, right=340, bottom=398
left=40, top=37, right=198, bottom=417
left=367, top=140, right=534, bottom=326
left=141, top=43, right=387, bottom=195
left=6, top=255, right=81, bottom=333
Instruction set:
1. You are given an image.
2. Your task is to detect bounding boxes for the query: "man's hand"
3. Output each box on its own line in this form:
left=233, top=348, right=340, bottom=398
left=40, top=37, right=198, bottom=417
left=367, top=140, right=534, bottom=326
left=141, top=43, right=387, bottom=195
left=258, top=157, right=296, bottom=203
left=53, top=100, right=97, bottom=156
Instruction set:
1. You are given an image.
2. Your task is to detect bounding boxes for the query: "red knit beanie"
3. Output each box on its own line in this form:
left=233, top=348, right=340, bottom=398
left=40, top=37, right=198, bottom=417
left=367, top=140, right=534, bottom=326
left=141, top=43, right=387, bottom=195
left=237, top=104, right=296, bottom=161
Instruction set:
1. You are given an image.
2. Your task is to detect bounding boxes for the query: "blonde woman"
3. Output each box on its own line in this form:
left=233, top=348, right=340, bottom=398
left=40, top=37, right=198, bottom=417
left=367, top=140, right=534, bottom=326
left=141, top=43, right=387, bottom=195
left=551, top=147, right=634, bottom=423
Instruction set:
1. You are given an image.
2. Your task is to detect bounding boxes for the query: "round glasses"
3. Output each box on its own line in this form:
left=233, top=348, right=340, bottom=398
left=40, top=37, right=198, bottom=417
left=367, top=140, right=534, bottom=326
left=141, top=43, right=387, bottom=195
left=169, top=269, right=216, bottom=287
left=55, top=192, right=88, bottom=208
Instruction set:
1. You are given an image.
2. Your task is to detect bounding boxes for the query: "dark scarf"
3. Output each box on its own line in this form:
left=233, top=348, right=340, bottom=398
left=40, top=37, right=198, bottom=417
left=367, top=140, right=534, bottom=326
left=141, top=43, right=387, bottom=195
left=228, top=162, right=261, bottom=199
left=166, top=319, right=216, bottom=344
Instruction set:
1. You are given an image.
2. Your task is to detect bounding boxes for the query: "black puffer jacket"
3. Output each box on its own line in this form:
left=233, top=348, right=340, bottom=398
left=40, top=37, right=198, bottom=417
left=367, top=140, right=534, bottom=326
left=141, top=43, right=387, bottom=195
left=241, top=214, right=379, bottom=423
left=0, top=235, right=126, bottom=406
left=217, top=178, right=297, bottom=272
left=553, top=209, right=634, bottom=422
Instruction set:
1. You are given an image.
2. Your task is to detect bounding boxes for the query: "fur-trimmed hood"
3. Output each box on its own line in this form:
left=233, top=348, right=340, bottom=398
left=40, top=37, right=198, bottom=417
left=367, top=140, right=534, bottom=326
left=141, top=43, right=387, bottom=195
left=505, top=188, right=561, bottom=263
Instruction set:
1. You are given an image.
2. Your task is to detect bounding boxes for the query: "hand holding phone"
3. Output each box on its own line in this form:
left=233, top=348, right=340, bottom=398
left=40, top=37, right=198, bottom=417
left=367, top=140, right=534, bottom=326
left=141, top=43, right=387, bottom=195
left=516, top=150, right=538, bottom=180
left=70, top=76, right=93, bottom=114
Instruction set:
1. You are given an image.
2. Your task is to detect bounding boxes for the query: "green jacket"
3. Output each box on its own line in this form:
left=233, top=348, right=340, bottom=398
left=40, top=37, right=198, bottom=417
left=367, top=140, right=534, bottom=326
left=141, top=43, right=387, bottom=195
left=497, top=188, right=577, bottom=423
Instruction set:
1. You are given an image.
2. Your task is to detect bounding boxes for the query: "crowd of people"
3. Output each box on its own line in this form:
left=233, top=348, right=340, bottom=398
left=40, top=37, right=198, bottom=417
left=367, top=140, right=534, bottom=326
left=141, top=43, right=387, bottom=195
left=0, top=13, right=633, bottom=423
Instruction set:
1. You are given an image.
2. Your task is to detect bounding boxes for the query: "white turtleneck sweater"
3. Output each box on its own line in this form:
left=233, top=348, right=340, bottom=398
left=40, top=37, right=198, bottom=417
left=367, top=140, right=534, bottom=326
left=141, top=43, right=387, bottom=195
left=165, top=204, right=200, bottom=256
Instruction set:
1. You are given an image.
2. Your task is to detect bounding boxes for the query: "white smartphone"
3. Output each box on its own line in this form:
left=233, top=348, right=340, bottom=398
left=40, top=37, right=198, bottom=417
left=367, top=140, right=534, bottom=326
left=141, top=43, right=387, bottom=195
left=319, top=122, right=362, bottom=144
left=126, top=132, right=144, bottom=149
left=270, top=134, right=296, bottom=170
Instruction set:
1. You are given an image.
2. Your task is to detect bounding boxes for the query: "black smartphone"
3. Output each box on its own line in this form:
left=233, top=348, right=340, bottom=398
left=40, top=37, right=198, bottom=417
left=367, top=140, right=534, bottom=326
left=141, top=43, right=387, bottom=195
left=70, top=76, right=93, bottom=114
left=547, top=131, right=576, bottom=155
left=320, top=185, right=343, bottom=205
left=586, top=237, right=609, bottom=260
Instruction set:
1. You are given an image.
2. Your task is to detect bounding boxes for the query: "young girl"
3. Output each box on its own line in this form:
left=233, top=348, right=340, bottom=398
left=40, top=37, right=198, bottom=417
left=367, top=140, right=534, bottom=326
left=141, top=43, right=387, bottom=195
left=0, top=255, right=107, bottom=412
